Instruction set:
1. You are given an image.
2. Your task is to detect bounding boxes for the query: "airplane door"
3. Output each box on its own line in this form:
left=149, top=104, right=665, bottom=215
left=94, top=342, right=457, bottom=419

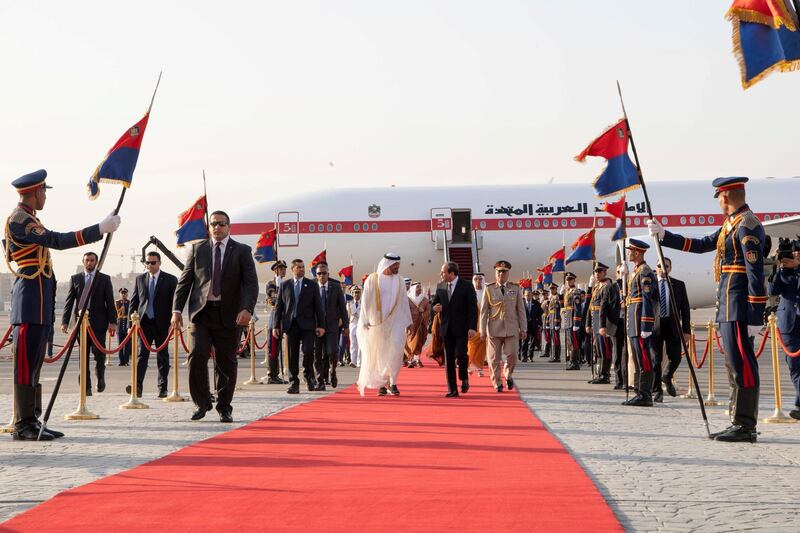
left=451, top=209, right=472, bottom=244
left=277, top=211, right=299, bottom=247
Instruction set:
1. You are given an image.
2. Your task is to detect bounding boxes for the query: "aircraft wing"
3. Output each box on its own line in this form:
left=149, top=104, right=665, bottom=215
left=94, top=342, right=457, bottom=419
left=763, top=215, right=800, bottom=244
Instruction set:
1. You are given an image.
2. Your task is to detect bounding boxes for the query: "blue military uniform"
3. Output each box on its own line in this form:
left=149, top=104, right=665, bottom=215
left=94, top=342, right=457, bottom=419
left=4, top=170, right=102, bottom=439
left=624, top=240, right=658, bottom=405
left=768, top=263, right=800, bottom=418
left=587, top=263, right=618, bottom=383
left=115, top=294, right=131, bottom=365
left=561, top=273, right=581, bottom=368
left=658, top=177, right=766, bottom=438
left=546, top=286, right=561, bottom=362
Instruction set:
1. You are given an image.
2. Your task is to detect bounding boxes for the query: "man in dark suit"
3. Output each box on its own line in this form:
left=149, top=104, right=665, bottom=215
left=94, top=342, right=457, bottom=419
left=651, top=257, right=691, bottom=401
left=129, top=251, right=178, bottom=398
left=431, top=261, right=478, bottom=397
left=62, top=251, right=117, bottom=394
left=272, top=258, right=325, bottom=394
left=313, top=262, right=348, bottom=390
left=171, top=210, right=259, bottom=422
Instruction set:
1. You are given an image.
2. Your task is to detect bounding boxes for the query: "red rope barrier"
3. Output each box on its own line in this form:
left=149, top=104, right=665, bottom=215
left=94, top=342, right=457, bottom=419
left=236, top=330, right=250, bottom=354
left=753, top=329, right=770, bottom=359
left=43, top=327, right=81, bottom=364
left=776, top=329, right=800, bottom=358
left=179, top=329, right=191, bottom=354
left=692, top=337, right=710, bottom=369
left=714, top=330, right=726, bottom=356
left=86, top=325, right=136, bottom=355
left=253, top=327, right=268, bottom=350
left=0, top=325, right=12, bottom=352
left=137, top=326, right=175, bottom=353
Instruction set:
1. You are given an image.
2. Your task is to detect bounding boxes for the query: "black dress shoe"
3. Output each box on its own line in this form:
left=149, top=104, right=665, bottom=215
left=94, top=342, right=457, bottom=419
left=86, top=389, right=92, bottom=397
left=613, top=383, right=624, bottom=390
left=389, top=385, right=400, bottom=396
left=653, top=391, right=663, bottom=403
left=13, top=426, right=54, bottom=441
left=219, top=412, right=233, bottom=423
left=566, top=364, right=580, bottom=370
left=790, top=409, right=800, bottom=420
left=378, top=387, right=388, bottom=396
left=267, top=377, right=287, bottom=385
left=315, top=382, right=326, bottom=391
left=461, top=381, right=470, bottom=394
left=589, top=377, right=610, bottom=385
left=331, top=373, right=338, bottom=388
left=307, top=380, right=317, bottom=392
left=35, top=423, right=65, bottom=439
left=709, top=425, right=736, bottom=439
left=714, top=425, right=757, bottom=443
left=287, top=383, right=300, bottom=394
left=191, top=406, right=211, bottom=421
left=158, top=390, right=168, bottom=399
left=506, top=378, right=514, bottom=390
left=621, top=394, right=641, bottom=406
left=125, top=385, right=143, bottom=398
left=664, top=378, right=677, bottom=397
left=626, top=396, right=654, bottom=407
left=495, top=385, right=504, bottom=393
left=445, top=391, right=459, bottom=398
left=97, top=379, right=106, bottom=393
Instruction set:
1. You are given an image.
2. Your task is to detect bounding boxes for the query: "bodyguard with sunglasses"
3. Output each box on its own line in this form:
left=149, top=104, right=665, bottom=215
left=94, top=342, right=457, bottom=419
left=129, top=251, right=177, bottom=398
left=172, top=211, right=259, bottom=422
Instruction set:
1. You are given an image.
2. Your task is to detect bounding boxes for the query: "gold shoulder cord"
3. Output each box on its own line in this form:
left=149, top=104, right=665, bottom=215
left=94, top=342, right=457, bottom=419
left=484, top=288, right=505, bottom=320
left=4, top=217, right=51, bottom=280
left=714, top=213, right=743, bottom=283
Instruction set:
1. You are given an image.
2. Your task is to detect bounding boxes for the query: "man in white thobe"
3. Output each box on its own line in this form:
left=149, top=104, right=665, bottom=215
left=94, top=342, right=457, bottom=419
left=357, top=253, right=412, bottom=396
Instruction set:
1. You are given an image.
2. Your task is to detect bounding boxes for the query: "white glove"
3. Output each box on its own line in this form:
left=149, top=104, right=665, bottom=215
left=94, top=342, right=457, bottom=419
left=747, top=325, right=762, bottom=338
left=640, top=331, right=652, bottom=339
left=588, top=275, right=596, bottom=288
left=572, top=326, right=579, bottom=332
left=99, top=212, right=121, bottom=234
left=646, top=219, right=664, bottom=240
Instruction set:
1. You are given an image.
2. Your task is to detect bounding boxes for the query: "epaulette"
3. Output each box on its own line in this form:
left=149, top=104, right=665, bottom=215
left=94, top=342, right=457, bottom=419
left=507, top=281, right=519, bottom=287
left=639, top=263, right=653, bottom=276
left=740, top=210, right=761, bottom=231
left=7, top=207, right=34, bottom=227
left=486, top=281, right=497, bottom=286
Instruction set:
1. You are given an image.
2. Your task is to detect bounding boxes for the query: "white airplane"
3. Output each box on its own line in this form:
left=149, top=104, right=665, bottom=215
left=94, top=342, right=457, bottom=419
left=231, top=178, right=800, bottom=308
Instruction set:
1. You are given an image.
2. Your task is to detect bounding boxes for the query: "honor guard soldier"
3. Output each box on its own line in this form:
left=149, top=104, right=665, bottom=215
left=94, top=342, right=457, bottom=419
left=649, top=177, right=767, bottom=441
left=265, top=260, right=288, bottom=384
left=540, top=291, right=552, bottom=359
left=547, top=284, right=562, bottom=362
left=480, top=260, right=527, bottom=392
left=586, top=263, right=619, bottom=384
left=561, top=272, right=581, bottom=369
left=4, top=170, right=121, bottom=441
left=567, top=287, right=585, bottom=370
left=622, top=239, right=658, bottom=406
left=115, top=287, right=131, bottom=366
left=768, top=238, right=800, bottom=421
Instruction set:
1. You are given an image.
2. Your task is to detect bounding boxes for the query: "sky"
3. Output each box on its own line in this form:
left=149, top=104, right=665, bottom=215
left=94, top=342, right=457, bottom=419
left=1, top=1, right=798, bottom=277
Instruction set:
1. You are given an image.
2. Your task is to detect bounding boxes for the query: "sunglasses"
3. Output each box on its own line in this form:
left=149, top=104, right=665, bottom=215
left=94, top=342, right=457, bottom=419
left=210, top=221, right=228, bottom=227
left=316, top=272, right=329, bottom=276
left=145, top=261, right=158, bottom=265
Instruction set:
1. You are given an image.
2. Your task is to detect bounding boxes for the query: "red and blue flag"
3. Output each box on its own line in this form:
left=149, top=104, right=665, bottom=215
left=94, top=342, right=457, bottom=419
left=601, top=195, right=627, bottom=241
left=575, top=119, right=640, bottom=198
left=519, top=278, right=532, bottom=290
left=548, top=247, right=566, bottom=273
left=338, top=265, right=354, bottom=285
left=175, top=196, right=208, bottom=246
left=566, top=229, right=595, bottom=264
left=727, top=1, right=800, bottom=89
left=537, top=263, right=553, bottom=286
left=535, top=273, right=544, bottom=291
left=88, top=112, right=150, bottom=199
left=310, top=250, right=326, bottom=277
left=254, top=227, right=277, bottom=263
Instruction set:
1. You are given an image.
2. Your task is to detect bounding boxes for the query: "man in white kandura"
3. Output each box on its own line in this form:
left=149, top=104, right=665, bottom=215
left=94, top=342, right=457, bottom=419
left=357, top=253, right=412, bottom=397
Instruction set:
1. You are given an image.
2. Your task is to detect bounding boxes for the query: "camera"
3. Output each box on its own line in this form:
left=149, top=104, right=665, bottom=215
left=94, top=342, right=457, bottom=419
left=776, top=237, right=794, bottom=261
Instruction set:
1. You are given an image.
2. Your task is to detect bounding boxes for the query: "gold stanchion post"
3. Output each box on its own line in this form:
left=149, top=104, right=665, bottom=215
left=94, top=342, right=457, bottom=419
left=763, top=312, right=796, bottom=424
left=65, top=313, right=100, bottom=420
left=164, top=328, right=186, bottom=402
left=243, top=320, right=260, bottom=385
left=680, top=323, right=698, bottom=399
left=704, top=321, right=722, bottom=406
left=120, top=313, right=148, bottom=410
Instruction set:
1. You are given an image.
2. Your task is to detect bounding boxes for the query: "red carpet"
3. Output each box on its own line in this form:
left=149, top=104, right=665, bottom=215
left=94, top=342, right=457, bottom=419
left=2, top=367, right=621, bottom=532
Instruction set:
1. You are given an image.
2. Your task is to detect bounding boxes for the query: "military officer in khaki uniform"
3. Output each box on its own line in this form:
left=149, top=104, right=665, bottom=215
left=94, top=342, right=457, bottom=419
left=480, top=260, right=527, bottom=392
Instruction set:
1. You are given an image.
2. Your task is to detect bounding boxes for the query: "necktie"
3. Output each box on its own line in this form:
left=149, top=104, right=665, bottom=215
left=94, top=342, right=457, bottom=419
left=322, top=285, right=328, bottom=309
left=212, top=242, right=222, bottom=297
left=501, top=285, right=506, bottom=296
left=448, top=282, right=453, bottom=298
left=84, top=273, right=93, bottom=309
left=293, top=279, right=302, bottom=317
left=147, top=276, right=156, bottom=318
left=659, top=279, right=668, bottom=318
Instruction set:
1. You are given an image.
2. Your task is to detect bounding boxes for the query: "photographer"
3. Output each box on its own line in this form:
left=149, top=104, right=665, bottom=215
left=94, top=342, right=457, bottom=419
left=768, top=238, right=800, bottom=421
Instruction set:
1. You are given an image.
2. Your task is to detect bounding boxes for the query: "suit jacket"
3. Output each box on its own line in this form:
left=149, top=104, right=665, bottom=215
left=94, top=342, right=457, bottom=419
left=656, top=276, right=691, bottom=335
left=62, top=271, right=116, bottom=332
left=769, top=267, right=800, bottom=334
left=130, top=271, right=178, bottom=331
left=430, top=277, right=477, bottom=336
left=274, top=276, right=325, bottom=332
left=317, top=279, right=348, bottom=333
left=172, top=238, right=259, bottom=329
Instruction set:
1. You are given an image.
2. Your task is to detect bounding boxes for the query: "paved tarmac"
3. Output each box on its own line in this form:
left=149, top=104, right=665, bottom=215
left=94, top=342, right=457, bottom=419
left=1, top=309, right=799, bottom=530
